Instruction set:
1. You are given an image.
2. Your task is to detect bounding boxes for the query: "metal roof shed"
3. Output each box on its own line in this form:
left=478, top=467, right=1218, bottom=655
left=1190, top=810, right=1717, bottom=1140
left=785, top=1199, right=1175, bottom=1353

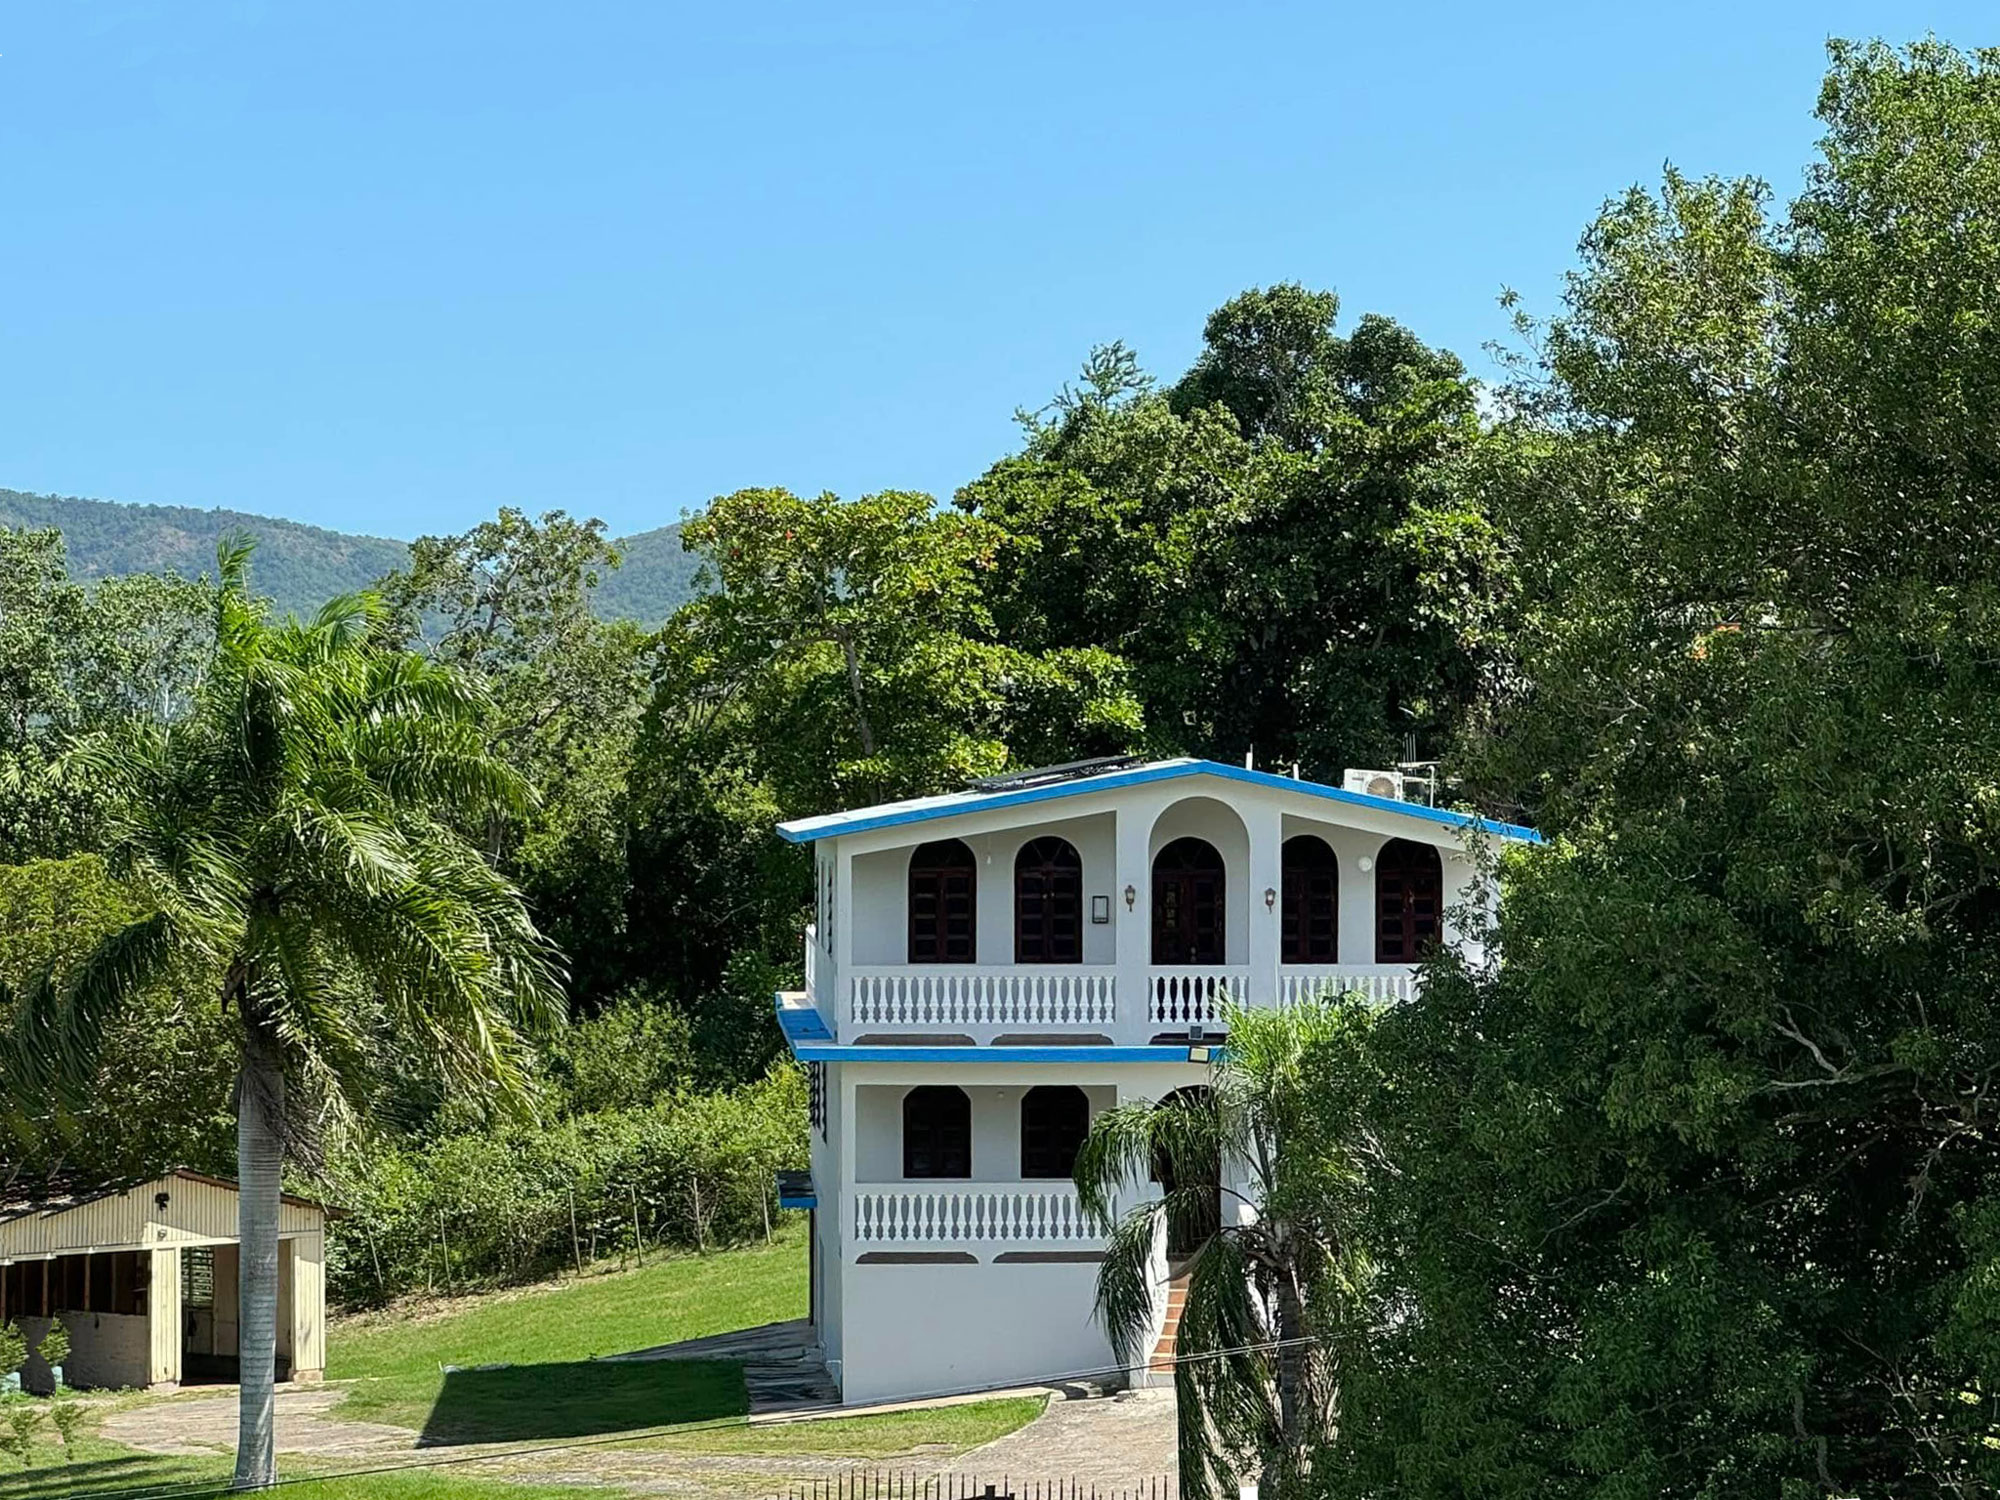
left=0, top=1169, right=328, bottom=1393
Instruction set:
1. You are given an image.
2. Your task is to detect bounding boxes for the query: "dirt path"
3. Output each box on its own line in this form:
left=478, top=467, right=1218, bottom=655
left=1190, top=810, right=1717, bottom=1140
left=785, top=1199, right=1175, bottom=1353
left=101, top=1384, right=1178, bottom=1495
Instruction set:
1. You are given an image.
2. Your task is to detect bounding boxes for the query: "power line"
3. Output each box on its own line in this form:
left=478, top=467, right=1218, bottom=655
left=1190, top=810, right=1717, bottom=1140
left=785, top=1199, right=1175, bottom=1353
left=57, top=1330, right=1326, bottom=1500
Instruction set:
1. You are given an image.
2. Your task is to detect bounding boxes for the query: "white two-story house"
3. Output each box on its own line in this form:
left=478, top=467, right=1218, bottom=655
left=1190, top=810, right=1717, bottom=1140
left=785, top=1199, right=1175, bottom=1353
left=773, top=755, right=1539, bottom=1405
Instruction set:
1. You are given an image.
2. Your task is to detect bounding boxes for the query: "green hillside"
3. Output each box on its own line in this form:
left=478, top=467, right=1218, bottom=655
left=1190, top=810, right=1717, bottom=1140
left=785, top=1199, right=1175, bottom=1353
left=0, top=488, right=702, bottom=626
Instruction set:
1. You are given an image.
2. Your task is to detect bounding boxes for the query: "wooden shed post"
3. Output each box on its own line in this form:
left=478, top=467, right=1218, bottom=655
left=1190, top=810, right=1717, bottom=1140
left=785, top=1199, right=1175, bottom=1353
left=148, top=1245, right=182, bottom=1391
left=287, top=1233, right=325, bottom=1382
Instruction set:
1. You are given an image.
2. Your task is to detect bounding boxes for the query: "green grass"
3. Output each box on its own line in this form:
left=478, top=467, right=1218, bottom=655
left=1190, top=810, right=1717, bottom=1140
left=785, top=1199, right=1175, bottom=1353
left=330, top=1232, right=1040, bottom=1459
left=334, top=1234, right=806, bottom=1442
left=651, top=1396, right=1048, bottom=1458
left=0, top=1430, right=635, bottom=1500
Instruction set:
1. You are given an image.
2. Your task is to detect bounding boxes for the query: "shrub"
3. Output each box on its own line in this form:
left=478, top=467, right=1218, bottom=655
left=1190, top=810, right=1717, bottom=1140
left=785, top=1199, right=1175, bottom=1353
left=324, top=1064, right=808, bottom=1305
left=30, top=1320, right=68, bottom=1376
left=0, top=1323, right=23, bottom=1381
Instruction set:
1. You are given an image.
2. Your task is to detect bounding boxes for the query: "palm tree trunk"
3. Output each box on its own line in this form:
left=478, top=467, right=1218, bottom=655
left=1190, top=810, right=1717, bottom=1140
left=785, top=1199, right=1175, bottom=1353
left=231, top=1028, right=285, bottom=1490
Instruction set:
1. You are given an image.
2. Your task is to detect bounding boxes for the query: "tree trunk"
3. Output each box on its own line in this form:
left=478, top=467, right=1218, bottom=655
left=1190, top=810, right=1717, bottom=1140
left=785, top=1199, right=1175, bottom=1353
left=231, top=1028, right=285, bottom=1490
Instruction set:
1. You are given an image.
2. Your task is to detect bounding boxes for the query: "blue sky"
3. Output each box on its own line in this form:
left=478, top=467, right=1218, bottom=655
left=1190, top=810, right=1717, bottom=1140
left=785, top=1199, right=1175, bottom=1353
left=0, top=3, right=1984, bottom=540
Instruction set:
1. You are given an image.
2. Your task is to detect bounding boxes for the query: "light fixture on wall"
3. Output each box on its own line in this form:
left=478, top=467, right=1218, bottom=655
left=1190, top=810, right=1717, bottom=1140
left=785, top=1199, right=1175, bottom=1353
left=1123, top=884, right=1136, bottom=911
left=1264, top=886, right=1276, bottom=910
left=1357, top=856, right=1374, bottom=873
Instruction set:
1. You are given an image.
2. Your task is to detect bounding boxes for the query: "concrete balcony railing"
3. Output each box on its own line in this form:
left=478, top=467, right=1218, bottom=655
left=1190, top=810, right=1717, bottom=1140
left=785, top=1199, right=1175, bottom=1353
left=800, top=935, right=1422, bottom=1046
left=1145, top=966, right=1252, bottom=1029
left=847, top=966, right=1118, bottom=1039
left=1275, top=965, right=1421, bottom=1007
left=852, top=1184, right=1109, bottom=1249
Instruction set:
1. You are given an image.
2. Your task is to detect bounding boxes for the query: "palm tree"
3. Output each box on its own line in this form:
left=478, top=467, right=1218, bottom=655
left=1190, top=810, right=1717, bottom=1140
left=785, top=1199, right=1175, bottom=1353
left=27, top=539, right=564, bottom=1489
left=1073, top=998, right=1368, bottom=1500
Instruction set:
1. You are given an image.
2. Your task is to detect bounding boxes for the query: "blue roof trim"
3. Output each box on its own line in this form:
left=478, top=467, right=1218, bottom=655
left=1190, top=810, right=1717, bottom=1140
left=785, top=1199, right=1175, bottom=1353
left=785, top=1043, right=1203, bottom=1064
left=776, top=1000, right=832, bottom=1044
left=776, top=759, right=1541, bottom=846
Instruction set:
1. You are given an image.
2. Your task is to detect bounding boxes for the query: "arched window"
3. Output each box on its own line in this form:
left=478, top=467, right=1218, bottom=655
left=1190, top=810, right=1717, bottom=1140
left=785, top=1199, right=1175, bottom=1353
left=1281, top=835, right=1339, bottom=964
left=1015, top=836, right=1083, bottom=963
left=903, top=1085, right=971, bottom=1179
left=908, top=839, right=976, bottom=963
left=1020, top=1086, right=1090, bottom=1179
left=1152, top=838, right=1226, bottom=965
left=1375, top=838, right=1443, bottom=963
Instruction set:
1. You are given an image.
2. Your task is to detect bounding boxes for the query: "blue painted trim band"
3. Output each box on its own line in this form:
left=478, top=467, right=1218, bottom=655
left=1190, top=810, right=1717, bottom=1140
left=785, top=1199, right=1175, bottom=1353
left=784, top=1043, right=1202, bottom=1064
left=778, top=1193, right=818, bottom=1210
left=776, top=998, right=833, bottom=1043
left=775, top=759, right=1540, bottom=846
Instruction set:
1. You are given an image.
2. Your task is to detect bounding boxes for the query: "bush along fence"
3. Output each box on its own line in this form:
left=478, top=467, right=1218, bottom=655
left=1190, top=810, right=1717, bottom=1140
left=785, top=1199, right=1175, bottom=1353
left=324, top=1066, right=807, bottom=1305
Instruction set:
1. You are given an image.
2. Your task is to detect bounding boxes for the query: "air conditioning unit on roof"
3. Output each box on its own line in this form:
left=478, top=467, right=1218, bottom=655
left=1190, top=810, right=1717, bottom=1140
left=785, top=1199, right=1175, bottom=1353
left=1344, top=768, right=1406, bottom=801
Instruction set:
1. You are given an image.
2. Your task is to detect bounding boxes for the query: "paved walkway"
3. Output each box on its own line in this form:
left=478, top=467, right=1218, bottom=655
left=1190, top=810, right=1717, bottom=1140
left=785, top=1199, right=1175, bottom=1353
left=102, top=1381, right=1177, bottom=1495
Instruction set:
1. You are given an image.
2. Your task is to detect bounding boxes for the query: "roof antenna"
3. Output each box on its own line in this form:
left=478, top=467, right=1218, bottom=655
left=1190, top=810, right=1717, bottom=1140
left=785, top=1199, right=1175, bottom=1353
left=1244, top=748, right=1254, bottom=770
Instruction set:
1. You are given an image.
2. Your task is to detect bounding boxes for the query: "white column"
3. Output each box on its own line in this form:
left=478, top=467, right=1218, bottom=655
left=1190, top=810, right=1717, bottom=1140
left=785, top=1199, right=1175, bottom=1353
left=289, top=1233, right=326, bottom=1381
left=1113, top=801, right=1157, bottom=1041
left=1243, top=802, right=1285, bottom=1008
left=148, top=1246, right=182, bottom=1390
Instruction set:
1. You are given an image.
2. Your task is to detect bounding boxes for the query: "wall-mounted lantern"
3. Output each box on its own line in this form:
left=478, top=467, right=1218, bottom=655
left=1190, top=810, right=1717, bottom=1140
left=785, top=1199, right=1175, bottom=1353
left=1263, top=886, right=1277, bottom=910
left=1123, top=884, right=1136, bottom=911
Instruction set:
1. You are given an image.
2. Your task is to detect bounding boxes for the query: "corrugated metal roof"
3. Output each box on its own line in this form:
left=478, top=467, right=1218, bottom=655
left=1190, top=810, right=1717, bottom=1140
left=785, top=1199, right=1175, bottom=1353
left=775, top=757, right=1542, bottom=846
left=0, top=1168, right=332, bottom=1227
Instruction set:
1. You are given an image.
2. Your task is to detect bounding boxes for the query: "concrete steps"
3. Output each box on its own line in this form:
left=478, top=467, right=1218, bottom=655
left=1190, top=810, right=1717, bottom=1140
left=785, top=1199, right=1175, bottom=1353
left=1147, top=1267, right=1192, bottom=1375
left=605, top=1316, right=839, bottom=1409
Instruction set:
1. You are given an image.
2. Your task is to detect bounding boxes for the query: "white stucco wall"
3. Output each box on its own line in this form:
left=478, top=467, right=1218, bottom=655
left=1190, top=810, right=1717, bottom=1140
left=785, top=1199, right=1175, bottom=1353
left=838, top=1259, right=1115, bottom=1405
left=848, top=812, right=1120, bottom=967
left=851, top=1082, right=1117, bottom=1183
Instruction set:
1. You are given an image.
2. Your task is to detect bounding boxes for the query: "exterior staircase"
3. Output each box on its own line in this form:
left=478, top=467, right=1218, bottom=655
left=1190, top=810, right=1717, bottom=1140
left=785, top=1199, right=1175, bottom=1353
left=1147, top=1262, right=1192, bottom=1377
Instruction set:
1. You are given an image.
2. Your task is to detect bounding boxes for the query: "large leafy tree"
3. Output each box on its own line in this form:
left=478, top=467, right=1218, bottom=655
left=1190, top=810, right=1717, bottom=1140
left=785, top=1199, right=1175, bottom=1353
left=378, top=508, right=650, bottom=1008
left=1075, top=1002, right=1368, bottom=1500
left=24, top=541, right=563, bottom=1489
left=962, top=286, right=1507, bottom=777
left=1319, top=40, right=2000, bottom=1498
left=624, top=488, right=1143, bottom=1011
left=0, top=527, right=212, bottom=860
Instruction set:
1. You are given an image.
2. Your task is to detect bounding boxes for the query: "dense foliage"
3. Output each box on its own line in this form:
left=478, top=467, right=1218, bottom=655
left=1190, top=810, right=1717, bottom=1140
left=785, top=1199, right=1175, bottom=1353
left=1308, top=39, right=2000, bottom=1500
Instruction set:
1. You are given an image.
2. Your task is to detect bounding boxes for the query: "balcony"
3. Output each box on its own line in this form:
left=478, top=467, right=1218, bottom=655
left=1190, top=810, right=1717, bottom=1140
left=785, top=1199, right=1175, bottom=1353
left=847, top=966, right=1117, bottom=1042
left=851, top=1185, right=1108, bottom=1249
left=799, top=930, right=1420, bottom=1048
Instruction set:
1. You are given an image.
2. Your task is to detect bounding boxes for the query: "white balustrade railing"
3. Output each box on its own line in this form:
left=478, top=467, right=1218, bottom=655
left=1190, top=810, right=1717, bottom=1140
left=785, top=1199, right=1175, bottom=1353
left=848, top=967, right=1117, bottom=1031
left=1147, top=966, right=1251, bottom=1027
left=853, top=1186, right=1107, bottom=1246
left=1276, top=966, right=1419, bottom=1007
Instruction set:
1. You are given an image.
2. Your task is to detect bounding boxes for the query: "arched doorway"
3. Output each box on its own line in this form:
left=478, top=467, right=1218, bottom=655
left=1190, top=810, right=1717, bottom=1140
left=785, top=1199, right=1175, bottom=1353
left=1152, top=837, right=1226, bottom=965
left=1150, top=1086, right=1221, bottom=1256
left=1375, top=838, right=1443, bottom=963
left=1020, top=1085, right=1091, bottom=1179
left=907, top=839, right=976, bottom=963
left=1281, top=834, right=1339, bottom=963
left=1014, top=836, right=1083, bottom=963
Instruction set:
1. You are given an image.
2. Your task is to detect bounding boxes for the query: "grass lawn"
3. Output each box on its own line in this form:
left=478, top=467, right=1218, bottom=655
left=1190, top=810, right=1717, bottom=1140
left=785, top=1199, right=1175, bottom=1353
left=0, top=1429, right=635, bottom=1500
left=331, top=1230, right=1042, bottom=1459
left=650, top=1397, right=1047, bottom=1458
left=334, top=1233, right=806, bottom=1441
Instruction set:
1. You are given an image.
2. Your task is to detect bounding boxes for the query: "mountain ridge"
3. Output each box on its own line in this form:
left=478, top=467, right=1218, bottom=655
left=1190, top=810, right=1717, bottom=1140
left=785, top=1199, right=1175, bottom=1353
left=0, top=488, right=701, bottom=626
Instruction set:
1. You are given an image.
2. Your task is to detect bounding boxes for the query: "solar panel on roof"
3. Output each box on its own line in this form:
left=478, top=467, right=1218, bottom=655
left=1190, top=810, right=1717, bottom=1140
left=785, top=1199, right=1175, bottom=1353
left=965, top=754, right=1148, bottom=794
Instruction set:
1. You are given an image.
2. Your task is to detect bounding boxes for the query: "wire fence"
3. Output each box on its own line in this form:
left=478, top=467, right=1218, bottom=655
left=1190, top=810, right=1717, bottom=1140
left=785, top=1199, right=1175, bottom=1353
left=784, top=1472, right=1176, bottom=1500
